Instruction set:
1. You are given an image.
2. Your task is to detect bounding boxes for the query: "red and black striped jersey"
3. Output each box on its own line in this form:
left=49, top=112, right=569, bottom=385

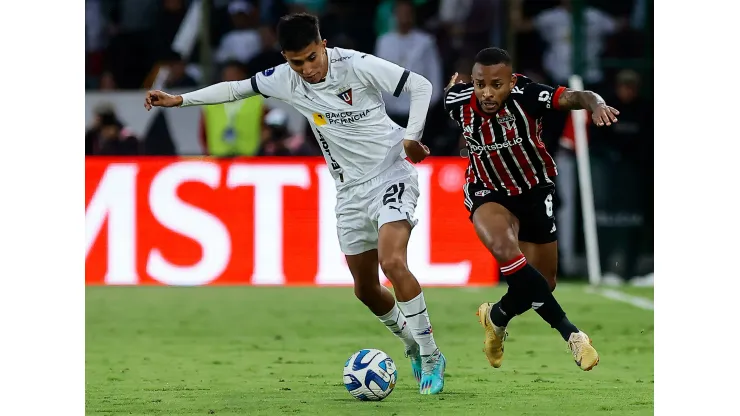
left=444, top=75, right=566, bottom=196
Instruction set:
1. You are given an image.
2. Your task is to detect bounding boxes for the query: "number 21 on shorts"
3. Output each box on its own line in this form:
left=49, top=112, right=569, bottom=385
left=383, top=183, right=406, bottom=206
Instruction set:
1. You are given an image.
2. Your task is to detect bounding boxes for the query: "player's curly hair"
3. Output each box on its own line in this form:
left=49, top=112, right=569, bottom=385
left=276, top=13, right=322, bottom=52
left=475, top=47, right=512, bottom=66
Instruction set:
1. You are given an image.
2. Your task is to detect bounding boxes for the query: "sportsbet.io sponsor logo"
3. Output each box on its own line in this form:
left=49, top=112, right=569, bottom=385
left=312, top=110, right=371, bottom=127
left=467, top=137, right=524, bottom=154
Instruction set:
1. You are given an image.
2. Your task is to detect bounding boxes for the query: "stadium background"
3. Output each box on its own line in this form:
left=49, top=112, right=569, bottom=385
left=86, top=0, right=653, bottom=286
left=85, top=1, right=654, bottom=413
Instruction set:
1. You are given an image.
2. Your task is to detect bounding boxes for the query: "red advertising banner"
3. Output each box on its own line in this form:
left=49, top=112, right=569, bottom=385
left=85, top=157, right=498, bottom=286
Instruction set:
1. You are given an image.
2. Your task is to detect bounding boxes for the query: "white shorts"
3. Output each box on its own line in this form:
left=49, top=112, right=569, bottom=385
left=336, top=159, right=420, bottom=255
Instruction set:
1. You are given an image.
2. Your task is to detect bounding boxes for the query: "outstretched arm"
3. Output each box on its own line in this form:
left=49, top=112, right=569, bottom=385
left=180, top=79, right=258, bottom=106
left=557, top=89, right=605, bottom=111
left=145, top=79, right=257, bottom=110
left=558, top=89, right=620, bottom=127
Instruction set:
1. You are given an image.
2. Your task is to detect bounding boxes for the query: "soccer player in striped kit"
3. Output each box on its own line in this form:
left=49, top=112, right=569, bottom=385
left=444, top=47, right=619, bottom=371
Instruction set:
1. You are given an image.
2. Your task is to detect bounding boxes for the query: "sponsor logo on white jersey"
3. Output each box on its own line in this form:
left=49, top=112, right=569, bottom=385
left=312, top=110, right=371, bottom=126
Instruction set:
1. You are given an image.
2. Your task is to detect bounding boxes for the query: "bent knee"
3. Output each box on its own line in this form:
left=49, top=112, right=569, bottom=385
left=378, top=255, right=408, bottom=278
left=488, top=240, right=521, bottom=265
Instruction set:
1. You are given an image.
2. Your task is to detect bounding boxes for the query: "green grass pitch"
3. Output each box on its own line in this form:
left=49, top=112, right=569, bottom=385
left=86, top=285, right=653, bottom=415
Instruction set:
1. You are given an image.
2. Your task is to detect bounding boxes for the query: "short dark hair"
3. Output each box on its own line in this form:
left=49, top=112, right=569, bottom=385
left=276, top=13, right=321, bottom=52
left=474, top=47, right=512, bottom=66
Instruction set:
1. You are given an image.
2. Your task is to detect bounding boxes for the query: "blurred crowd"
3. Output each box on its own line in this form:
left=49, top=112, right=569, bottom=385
left=86, top=0, right=653, bottom=283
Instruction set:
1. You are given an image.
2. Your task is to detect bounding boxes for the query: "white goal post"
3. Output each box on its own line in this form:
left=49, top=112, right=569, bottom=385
left=568, top=75, right=602, bottom=286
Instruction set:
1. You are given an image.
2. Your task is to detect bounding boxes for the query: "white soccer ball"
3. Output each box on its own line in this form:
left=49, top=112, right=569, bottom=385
left=343, top=348, right=397, bottom=401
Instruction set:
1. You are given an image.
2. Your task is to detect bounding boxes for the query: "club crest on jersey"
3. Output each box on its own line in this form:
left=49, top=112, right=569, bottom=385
left=496, top=113, right=516, bottom=131
left=336, top=87, right=353, bottom=105
left=262, top=67, right=275, bottom=76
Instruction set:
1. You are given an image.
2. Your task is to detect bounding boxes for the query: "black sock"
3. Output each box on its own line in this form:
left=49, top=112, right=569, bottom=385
left=489, top=266, right=535, bottom=328
left=489, top=288, right=532, bottom=327
left=489, top=297, right=513, bottom=327
left=489, top=270, right=516, bottom=327
left=500, top=254, right=579, bottom=341
left=554, top=317, right=579, bottom=341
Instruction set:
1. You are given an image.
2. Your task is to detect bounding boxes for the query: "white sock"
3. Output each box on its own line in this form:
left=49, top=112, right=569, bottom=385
left=398, top=292, right=438, bottom=356
left=378, top=302, right=418, bottom=351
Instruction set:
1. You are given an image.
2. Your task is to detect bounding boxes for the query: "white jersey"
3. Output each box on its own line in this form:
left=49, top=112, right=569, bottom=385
left=179, top=47, right=432, bottom=255
left=251, top=48, right=421, bottom=189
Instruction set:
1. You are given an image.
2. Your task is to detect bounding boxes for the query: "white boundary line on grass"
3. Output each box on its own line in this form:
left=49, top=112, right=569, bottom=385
left=585, top=287, right=654, bottom=311
left=456, top=284, right=654, bottom=311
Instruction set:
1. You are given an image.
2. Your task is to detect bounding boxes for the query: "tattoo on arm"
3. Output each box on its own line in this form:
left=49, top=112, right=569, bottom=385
left=558, top=89, right=606, bottom=112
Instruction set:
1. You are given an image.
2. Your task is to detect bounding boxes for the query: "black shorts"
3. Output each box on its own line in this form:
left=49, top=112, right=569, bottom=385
left=464, top=182, right=557, bottom=244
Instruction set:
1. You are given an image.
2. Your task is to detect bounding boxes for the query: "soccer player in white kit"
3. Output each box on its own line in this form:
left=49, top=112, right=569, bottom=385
left=144, top=13, right=446, bottom=395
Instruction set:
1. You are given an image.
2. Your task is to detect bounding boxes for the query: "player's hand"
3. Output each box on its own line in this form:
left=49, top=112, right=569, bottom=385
left=404, top=139, right=430, bottom=164
left=591, top=104, right=620, bottom=127
left=445, top=72, right=463, bottom=92
left=144, top=90, right=183, bottom=111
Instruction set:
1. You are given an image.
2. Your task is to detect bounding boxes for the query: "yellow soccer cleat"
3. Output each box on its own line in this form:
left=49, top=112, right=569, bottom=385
left=476, top=303, right=507, bottom=368
left=568, top=331, right=600, bottom=371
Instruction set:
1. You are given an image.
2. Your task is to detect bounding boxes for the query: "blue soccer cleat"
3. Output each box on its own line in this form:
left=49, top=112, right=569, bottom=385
left=419, top=349, right=445, bottom=395
left=405, top=344, right=423, bottom=385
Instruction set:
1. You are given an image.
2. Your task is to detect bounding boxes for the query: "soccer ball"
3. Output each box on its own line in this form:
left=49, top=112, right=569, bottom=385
left=343, top=348, right=397, bottom=401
